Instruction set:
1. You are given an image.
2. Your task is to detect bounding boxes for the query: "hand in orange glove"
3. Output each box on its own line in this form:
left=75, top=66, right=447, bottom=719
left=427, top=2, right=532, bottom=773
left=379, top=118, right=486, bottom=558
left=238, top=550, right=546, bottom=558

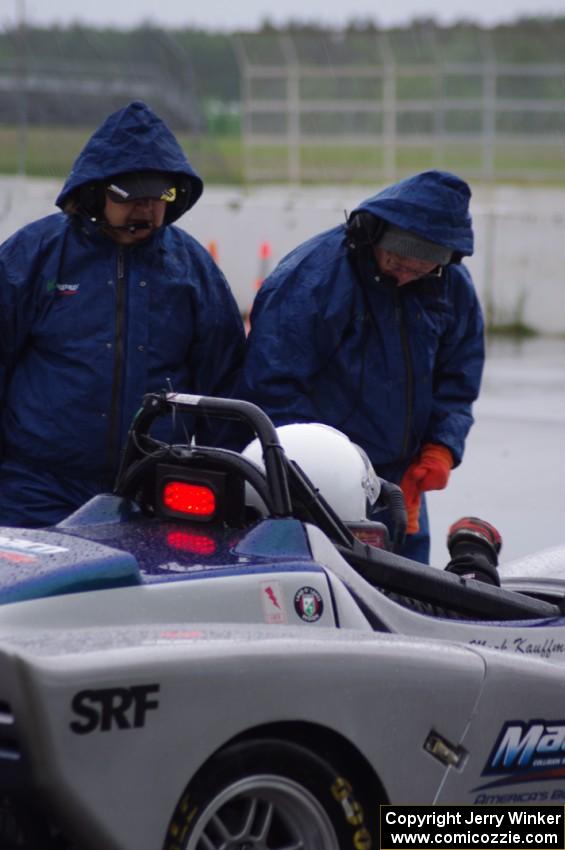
left=399, top=444, right=453, bottom=534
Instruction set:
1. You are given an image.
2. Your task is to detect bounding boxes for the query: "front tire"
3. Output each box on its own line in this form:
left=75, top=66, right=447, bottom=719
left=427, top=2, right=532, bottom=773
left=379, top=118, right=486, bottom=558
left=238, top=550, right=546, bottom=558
left=164, top=737, right=375, bottom=850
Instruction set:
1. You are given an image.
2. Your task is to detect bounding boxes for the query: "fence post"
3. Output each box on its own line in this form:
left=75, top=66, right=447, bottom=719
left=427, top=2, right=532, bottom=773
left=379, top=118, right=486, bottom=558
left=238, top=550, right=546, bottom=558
left=232, top=35, right=253, bottom=185
left=433, top=63, right=446, bottom=169
left=16, top=0, right=28, bottom=176
left=481, top=34, right=497, bottom=182
left=281, top=35, right=301, bottom=185
left=379, top=34, right=397, bottom=182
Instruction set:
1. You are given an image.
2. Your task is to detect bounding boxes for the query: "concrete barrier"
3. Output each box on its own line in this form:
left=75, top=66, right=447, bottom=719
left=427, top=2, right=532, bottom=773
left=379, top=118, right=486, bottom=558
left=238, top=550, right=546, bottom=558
left=1, top=177, right=564, bottom=334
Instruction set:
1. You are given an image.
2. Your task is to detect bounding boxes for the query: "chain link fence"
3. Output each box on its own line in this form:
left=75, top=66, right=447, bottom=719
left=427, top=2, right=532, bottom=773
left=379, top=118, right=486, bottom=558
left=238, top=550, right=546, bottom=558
left=235, top=30, right=565, bottom=184
left=1, top=25, right=565, bottom=184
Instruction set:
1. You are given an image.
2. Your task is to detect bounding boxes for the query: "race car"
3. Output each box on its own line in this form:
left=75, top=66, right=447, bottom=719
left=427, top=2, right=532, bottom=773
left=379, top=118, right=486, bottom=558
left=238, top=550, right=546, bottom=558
left=1, top=392, right=565, bottom=850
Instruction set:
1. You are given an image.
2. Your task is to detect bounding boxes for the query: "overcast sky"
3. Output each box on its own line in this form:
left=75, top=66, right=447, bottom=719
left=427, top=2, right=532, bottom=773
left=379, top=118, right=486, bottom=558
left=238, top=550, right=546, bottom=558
left=5, top=0, right=565, bottom=30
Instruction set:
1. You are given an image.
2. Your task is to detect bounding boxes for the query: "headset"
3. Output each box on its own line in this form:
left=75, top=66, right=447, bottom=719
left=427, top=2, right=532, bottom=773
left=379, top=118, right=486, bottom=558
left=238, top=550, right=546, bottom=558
left=346, top=210, right=463, bottom=267
left=76, top=182, right=107, bottom=225
left=74, top=175, right=193, bottom=234
left=76, top=182, right=149, bottom=234
left=345, top=210, right=387, bottom=252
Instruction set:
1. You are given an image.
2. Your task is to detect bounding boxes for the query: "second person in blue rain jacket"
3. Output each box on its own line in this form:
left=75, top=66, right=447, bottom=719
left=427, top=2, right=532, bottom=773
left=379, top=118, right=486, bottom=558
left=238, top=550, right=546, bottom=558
left=237, top=170, right=485, bottom=563
left=0, top=101, right=245, bottom=528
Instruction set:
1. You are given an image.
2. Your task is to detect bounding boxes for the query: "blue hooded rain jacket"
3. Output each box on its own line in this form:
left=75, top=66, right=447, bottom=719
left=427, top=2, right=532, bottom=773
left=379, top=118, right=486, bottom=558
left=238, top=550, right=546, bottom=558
left=0, top=101, right=245, bottom=526
left=239, top=169, right=484, bottom=514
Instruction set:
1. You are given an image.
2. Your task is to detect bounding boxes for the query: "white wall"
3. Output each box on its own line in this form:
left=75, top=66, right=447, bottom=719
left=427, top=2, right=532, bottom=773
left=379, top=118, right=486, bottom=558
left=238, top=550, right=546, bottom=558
left=1, top=177, right=564, bottom=333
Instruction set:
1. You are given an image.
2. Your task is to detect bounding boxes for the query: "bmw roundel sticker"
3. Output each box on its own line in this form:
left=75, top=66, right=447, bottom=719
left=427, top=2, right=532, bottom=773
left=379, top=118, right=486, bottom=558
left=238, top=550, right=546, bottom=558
left=294, top=586, right=323, bottom=622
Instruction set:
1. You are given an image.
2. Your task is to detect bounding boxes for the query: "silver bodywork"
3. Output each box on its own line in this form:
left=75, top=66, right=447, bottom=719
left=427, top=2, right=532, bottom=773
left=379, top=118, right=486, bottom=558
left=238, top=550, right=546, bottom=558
left=1, top=391, right=565, bottom=849
left=1, top=520, right=565, bottom=849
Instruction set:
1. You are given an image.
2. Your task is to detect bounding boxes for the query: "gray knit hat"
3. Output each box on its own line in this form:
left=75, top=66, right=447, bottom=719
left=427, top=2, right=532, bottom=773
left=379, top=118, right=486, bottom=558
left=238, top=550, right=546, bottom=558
left=378, top=224, right=452, bottom=265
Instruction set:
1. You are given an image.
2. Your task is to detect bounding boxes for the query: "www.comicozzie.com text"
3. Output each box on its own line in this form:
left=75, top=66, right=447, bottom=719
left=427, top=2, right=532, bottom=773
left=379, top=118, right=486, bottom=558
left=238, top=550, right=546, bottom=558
left=381, top=806, right=564, bottom=848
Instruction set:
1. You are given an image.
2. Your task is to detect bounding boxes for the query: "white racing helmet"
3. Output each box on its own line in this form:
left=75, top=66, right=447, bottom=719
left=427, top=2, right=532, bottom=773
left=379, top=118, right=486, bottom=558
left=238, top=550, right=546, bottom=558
left=242, top=422, right=380, bottom=522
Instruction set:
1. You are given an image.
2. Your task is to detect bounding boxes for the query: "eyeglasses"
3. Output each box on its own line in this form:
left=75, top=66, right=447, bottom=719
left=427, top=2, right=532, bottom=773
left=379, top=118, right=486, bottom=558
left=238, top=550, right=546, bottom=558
left=379, top=249, right=443, bottom=281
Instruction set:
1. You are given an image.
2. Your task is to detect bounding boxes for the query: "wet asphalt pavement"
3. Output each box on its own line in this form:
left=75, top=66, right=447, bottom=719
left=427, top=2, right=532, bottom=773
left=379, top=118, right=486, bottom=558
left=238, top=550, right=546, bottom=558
left=428, top=336, right=565, bottom=567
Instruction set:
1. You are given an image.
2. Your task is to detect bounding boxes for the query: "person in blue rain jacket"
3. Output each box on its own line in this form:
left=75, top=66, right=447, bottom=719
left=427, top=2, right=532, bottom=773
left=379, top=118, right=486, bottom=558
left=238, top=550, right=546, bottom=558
left=0, top=101, right=245, bottom=527
left=237, top=170, right=484, bottom=563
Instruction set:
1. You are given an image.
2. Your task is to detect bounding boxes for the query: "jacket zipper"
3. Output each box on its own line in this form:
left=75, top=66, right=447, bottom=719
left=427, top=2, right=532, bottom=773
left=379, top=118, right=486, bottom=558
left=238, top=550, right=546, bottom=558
left=393, top=287, right=414, bottom=461
left=348, top=246, right=415, bottom=469
left=107, top=247, right=126, bottom=477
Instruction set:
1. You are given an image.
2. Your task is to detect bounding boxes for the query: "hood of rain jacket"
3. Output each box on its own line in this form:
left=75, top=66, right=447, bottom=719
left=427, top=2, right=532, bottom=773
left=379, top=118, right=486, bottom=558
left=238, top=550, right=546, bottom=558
left=56, top=100, right=203, bottom=222
left=351, top=169, right=474, bottom=257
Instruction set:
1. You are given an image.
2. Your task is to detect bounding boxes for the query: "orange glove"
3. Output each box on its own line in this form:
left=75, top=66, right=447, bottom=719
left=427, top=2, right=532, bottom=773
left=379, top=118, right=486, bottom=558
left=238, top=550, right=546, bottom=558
left=400, top=444, right=453, bottom=534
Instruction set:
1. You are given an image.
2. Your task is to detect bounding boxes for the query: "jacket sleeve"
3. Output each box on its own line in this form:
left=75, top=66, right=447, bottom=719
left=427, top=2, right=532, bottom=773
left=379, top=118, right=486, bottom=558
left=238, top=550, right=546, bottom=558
left=190, top=264, right=246, bottom=400
left=182, top=247, right=246, bottom=444
left=423, top=264, right=485, bottom=466
left=0, top=229, right=40, bottom=416
left=236, top=254, right=352, bottom=429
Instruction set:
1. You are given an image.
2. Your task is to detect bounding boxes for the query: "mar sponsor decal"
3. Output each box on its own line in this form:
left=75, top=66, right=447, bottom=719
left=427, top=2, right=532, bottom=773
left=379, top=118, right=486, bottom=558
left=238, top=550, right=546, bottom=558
left=469, top=636, right=565, bottom=659
left=474, top=719, right=565, bottom=792
left=294, top=586, right=323, bottom=623
left=261, top=580, right=287, bottom=624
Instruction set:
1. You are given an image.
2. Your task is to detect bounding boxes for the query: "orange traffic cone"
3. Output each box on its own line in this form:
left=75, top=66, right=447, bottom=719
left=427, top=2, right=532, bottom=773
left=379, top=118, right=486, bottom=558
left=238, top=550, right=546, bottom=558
left=243, top=242, right=273, bottom=335
left=208, top=240, right=219, bottom=263
left=255, top=240, right=272, bottom=290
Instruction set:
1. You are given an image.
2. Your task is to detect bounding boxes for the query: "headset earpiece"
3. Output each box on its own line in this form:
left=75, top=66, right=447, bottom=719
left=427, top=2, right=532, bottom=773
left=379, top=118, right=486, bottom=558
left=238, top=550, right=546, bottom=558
left=76, top=183, right=107, bottom=222
left=346, top=212, right=386, bottom=252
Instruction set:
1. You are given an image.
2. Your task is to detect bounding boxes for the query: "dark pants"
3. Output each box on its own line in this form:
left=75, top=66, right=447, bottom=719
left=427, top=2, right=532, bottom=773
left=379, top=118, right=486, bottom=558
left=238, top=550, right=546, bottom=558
left=379, top=495, right=431, bottom=565
left=0, top=460, right=107, bottom=528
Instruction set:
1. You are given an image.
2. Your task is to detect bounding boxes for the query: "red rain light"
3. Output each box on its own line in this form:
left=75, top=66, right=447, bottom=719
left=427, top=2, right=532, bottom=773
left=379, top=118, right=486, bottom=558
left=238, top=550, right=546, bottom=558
left=167, top=531, right=216, bottom=555
left=162, top=481, right=216, bottom=518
